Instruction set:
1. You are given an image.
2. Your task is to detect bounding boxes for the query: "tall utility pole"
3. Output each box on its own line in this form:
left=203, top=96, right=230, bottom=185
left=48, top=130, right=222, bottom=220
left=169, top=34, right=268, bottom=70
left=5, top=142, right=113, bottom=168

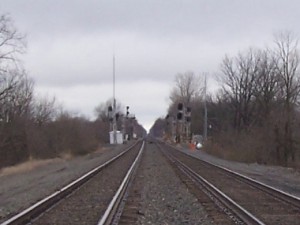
left=112, top=54, right=117, bottom=144
left=203, top=74, right=207, bottom=141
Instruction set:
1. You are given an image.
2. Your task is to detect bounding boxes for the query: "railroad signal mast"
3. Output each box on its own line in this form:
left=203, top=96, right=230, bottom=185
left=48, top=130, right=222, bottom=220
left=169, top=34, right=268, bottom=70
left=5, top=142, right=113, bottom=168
left=107, top=55, right=118, bottom=144
left=185, top=106, right=192, bottom=141
left=112, top=55, right=117, bottom=144
left=176, top=103, right=183, bottom=143
left=126, top=106, right=132, bottom=140
left=203, top=74, right=207, bottom=141
left=175, top=103, right=191, bottom=143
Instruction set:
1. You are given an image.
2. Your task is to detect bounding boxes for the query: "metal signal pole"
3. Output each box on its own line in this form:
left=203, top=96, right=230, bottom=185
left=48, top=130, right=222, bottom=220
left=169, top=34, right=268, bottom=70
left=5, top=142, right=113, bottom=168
left=112, top=54, right=117, bottom=144
left=203, top=74, right=207, bottom=141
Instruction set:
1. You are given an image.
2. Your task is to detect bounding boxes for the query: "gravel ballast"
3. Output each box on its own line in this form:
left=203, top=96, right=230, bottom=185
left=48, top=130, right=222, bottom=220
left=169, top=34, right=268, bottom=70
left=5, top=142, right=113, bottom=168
left=176, top=144, right=300, bottom=198
left=32, top=144, right=141, bottom=225
left=0, top=143, right=133, bottom=223
left=1, top=140, right=300, bottom=224
left=133, top=143, right=214, bottom=225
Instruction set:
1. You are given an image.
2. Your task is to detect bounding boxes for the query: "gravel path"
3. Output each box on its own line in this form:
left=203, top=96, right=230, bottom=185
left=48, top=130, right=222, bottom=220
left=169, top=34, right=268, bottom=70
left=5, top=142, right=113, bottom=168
left=134, top=143, right=214, bottom=225
left=176, top=144, right=300, bottom=197
left=0, top=143, right=133, bottom=223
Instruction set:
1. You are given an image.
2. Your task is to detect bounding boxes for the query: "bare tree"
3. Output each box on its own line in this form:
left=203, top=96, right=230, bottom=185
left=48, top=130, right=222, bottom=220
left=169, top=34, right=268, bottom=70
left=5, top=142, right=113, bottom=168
left=253, top=49, right=280, bottom=122
left=94, top=98, right=124, bottom=122
left=0, top=70, right=33, bottom=122
left=170, top=71, right=203, bottom=106
left=273, top=31, right=300, bottom=164
left=220, top=48, right=261, bottom=130
left=0, top=14, right=26, bottom=100
left=162, top=32, right=300, bottom=167
left=33, top=95, right=57, bottom=126
left=0, top=14, right=27, bottom=122
left=274, top=31, right=300, bottom=107
left=0, top=14, right=32, bottom=167
left=0, top=14, right=26, bottom=63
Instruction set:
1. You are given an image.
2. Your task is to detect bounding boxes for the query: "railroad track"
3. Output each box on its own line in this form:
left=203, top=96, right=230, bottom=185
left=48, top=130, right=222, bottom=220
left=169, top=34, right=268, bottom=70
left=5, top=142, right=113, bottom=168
left=98, top=141, right=144, bottom=225
left=157, top=141, right=300, bottom=225
left=1, top=141, right=144, bottom=225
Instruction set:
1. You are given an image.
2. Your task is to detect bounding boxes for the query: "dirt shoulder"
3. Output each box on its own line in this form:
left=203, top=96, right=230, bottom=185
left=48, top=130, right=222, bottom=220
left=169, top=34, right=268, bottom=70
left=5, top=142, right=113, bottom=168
left=0, top=143, right=132, bottom=223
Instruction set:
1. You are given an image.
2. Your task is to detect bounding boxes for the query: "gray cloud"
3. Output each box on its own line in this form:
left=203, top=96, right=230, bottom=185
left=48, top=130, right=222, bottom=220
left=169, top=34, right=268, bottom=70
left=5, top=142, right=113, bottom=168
left=2, top=0, right=300, bottom=130
left=5, top=0, right=300, bottom=38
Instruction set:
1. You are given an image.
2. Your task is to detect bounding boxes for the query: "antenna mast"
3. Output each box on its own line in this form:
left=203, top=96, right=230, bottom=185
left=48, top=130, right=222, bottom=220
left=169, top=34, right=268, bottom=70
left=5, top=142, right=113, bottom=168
left=203, top=74, right=207, bottom=141
left=112, top=54, right=117, bottom=144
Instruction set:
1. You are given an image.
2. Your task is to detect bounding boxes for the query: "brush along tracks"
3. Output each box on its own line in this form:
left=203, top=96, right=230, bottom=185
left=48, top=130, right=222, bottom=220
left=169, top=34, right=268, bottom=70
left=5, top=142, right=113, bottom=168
left=1, top=141, right=144, bottom=225
left=158, top=142, right=300, bottom=225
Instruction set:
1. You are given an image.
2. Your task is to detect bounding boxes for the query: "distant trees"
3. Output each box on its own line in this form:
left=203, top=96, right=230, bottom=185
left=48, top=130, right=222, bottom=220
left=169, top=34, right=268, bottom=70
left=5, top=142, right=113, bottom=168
left=0, top=14, right=26, bottom=66
left=94, top=99, right=147, bottom=141
left=94, top=98, right=123, bottom=143
left=94, top=98, right=124, bottom=123
left=218, top=31, right=300, bottom=166
left=0, top=14, right=32, bottom=166
left=0, top=14, right=28, bottom=122
left=32, top=96, right=57, bottom=126
left=159, top=31, right=300, bottom=167
left=213, top=31, right=300, bottom=165
left=252, top=50, right=279, bottom=124
left=167, top=71, right=204, bottom=135
left=0, top=15, right=111, bottom=168
left=169, top=71, right=203, bottom=106
left=0, top=14, right=147, bottom=169
left=272, top=31, right=300, bottom=165
left=220, top=49, right=261, bottom=130
left=149, top=118, right=165, bottom=138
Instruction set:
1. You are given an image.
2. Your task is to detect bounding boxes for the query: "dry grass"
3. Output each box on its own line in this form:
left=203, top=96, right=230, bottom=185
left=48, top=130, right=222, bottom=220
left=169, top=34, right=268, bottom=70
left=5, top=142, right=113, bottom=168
left=204, top=127, right=300, bottom=167
left=0, top=158, right=61, bottom=177
left=94, top=146, right=109, bottom=153
left=203, top=132, right=260, bottom=164
left=0, top=145, right=106, bottom=177
left=59, top=151, right=74, bottom=160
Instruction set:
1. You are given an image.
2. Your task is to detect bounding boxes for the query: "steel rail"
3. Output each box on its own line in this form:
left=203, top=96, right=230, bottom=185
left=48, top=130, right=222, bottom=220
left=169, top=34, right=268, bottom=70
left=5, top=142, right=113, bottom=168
left=204, top=160, right=300, bottom=209
left=158, top=143, right=265, bottom=225
left=0, top=141, right=141, bottom=225
left=97, top=141, right=145, bottom=225
left=175, top=158, right=265, bottom=225
left=164, top=141, right=300, bottom=209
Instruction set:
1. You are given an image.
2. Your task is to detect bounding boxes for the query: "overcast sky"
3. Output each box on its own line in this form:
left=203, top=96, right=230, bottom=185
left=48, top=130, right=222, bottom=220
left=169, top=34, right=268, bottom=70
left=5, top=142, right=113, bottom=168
left=1, top=0, right=300, bottom=131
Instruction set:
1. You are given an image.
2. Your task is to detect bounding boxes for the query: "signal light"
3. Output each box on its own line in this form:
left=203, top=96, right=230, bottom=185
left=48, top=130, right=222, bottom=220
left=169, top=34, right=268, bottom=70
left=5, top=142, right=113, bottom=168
left=177, top=103, right=183, bottom=111
left=177, top=112, right=183, bottom=120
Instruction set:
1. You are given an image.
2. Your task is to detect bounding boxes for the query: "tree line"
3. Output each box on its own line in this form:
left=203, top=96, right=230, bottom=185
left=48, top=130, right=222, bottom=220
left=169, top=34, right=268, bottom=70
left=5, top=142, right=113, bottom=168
left=151, top=31, right=300, bottom=167
left=0, top=14, right=145, bottom=169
